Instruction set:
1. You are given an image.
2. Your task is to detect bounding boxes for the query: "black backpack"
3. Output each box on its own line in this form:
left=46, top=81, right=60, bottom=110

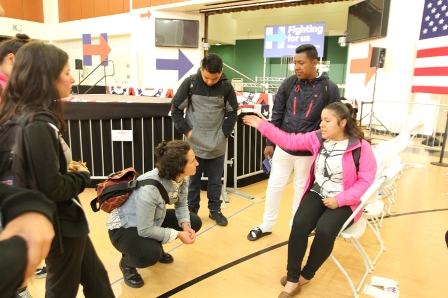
left=283, top=74, right=330, bottom=107
left=187, top=73, right=232, bottom=112
left=0, top=113, right=39, bottom=189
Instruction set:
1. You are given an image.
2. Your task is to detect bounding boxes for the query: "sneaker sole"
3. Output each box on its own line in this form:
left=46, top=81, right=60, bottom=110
left=35, top=274, right=47, bottom=279
left=123, top=279, right=144, bottom=288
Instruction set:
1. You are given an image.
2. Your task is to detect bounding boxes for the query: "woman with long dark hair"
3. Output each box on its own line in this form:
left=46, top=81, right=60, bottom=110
left=243, top=102, right=377, bottom=297
left=0, top=42, right=114, bottom=298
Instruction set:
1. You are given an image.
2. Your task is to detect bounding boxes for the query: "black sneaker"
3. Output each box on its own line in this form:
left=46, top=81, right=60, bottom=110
left=119, top=258, right=144, bottom=288
left=159, top=252, right=174, bottom=264
left=209, top=211, right=228, bottom=226
left=188, top=205, right=198, bottom=214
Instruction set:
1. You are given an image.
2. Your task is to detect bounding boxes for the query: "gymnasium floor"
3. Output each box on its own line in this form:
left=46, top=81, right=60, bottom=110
left=27, top=149, right=448, bottom=298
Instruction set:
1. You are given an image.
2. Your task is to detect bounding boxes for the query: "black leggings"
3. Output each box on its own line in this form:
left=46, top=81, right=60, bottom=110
left=109, top=210, right=202, bottom=268
left=286, top=191, right=353, bottom=282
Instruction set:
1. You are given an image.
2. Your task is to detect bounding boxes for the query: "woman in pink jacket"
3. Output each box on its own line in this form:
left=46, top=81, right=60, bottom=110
left=243, top=102, right=376, bottom=298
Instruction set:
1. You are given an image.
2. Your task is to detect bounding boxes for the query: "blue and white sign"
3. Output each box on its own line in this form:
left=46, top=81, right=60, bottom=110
left=264, top=22, right=326, bottom=58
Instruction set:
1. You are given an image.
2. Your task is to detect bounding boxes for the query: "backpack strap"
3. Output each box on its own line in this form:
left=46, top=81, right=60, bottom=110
left=322, top=78, right=330, bottom=107
left=221, top=79, right=232, bottom=109
left=352, top=146, right=361, bottom=174
left=187, top=74, right=197, bottom=112
left=137, top=179, right=170, bottom=204
left=283, top=75, right=298, bottom=101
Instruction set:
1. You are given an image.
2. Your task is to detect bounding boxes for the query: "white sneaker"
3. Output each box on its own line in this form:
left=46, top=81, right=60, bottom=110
left=35, top=266, right=47, bottom=279
left=17, top=287, right=33, bottom=298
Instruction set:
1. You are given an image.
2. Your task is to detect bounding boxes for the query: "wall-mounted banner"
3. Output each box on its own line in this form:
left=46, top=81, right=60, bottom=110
left=264, top=22, right=325, bottom=58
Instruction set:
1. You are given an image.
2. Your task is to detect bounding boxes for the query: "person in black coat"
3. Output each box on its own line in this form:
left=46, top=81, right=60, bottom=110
left=0, top=42, right=115, bottom=298
left=0, top=184, right=55, bottom=298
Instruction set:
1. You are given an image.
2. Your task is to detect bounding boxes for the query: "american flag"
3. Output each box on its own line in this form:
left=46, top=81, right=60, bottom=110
left=412, top=0, right=448, bottom=94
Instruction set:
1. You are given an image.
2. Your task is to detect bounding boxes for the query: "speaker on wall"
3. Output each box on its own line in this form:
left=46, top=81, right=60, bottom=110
left=75, top=59, right=83, bottom=70
left=370, top=47, right=386, bottom=68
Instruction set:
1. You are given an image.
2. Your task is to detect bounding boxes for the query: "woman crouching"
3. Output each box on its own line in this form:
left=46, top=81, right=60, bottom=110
left=107, top=140, right=202, bottom=288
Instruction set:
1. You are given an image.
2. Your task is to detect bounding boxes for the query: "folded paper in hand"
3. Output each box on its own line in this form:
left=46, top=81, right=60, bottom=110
left=262, top=157, right=272, bottom=174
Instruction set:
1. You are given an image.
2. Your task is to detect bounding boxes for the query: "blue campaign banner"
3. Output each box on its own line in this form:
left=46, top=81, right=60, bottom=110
left=264, top=22, right=326, bottom=58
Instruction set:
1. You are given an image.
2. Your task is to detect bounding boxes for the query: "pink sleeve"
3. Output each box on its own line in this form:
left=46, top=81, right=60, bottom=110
left=258, top=120, right=316, bottom=153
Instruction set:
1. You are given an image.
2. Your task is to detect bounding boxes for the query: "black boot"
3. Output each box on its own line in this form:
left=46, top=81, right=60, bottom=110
left=159, top=246, right=174, bottom=264
left=119, top=257, right=144, bottom=288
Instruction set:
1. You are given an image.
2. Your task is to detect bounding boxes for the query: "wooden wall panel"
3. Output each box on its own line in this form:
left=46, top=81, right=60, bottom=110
left=69, top=0, right=82, bottom=21
left=151, top=0, right=171, bottom=7
left=81, top=0, right=95, bottom=20
left=132, top=0, right=151, bottom=9
left=58, top=0, right=70, bottom=23
left=170, top=0, right=188, bottom=3
left=2, top=0, right=24, bottom=20
left=108, top=0, right=123, bottom=15
left=124, top=0, right=130, bottom=13
left=94, top=0, right=109, bottom=17
left=22, top=0, right=44, bottom=23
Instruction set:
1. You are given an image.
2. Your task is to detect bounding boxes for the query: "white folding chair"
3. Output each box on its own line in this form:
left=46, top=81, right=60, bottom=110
left=404, top=122, right=426, bottom=168
left=379, top=161, right=405, bottom=215
left=330, top=175, right=387, bottom=298
left=362, top=199, right=386, bottom=265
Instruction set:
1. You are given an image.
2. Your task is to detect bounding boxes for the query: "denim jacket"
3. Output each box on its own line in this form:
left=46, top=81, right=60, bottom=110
left=115, top=168, right=190, bottom=244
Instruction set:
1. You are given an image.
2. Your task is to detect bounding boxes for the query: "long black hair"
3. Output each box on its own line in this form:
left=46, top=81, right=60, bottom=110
left=0, top=42, right=68, bottom=133
left=324, top=102, right=369, bottom=143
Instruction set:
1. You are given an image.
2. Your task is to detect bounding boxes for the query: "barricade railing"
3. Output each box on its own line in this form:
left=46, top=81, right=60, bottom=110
left=359, top=99, right=448, bottom=147
left=64, top=116, right=181, bottom=180
left=63, top=115, right=267, bottom=202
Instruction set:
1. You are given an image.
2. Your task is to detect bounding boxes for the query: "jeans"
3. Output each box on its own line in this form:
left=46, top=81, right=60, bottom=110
left=259, top=147, right=313, bottom=232
left=188, top=155, right=225, bottom=212
left=286, top=191, right=353, bottom=282
left=109, top=210, right=202, bottom=269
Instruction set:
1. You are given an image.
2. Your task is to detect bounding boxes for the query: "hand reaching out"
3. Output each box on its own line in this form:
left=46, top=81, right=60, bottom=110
left=242, top=115, right=263, bottom=129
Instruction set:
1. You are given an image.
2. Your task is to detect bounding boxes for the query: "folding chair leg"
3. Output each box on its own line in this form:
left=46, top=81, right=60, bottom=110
left=366, top=220, right=386, bottom=264
left=330, top=254, right=360, bottom=298
left=350, top=238, right=371, bottom=292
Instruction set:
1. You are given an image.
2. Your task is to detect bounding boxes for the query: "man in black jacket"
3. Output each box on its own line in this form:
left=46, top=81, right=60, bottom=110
left=247, top=44, right=341, bottom=241
left=171, top=54, right=238, bottom=226
left=0, top=184, right=56, bottom=298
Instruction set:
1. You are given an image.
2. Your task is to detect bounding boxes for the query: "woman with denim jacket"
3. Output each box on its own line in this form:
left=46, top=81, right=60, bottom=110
left=243, top=102, right=376, bottom=298
left=107, top=140, right=202, bottom=288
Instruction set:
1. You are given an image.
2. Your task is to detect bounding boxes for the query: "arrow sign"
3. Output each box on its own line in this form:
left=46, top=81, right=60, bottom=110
left=140, top=10, right=151, bottom=19
left=349, top=44, right=376, bottom=86
left=83, top=34, right=111, bottom=66
left=156, top=49, right=194, bottom=80
left=266, top=31, right=288, bottom=44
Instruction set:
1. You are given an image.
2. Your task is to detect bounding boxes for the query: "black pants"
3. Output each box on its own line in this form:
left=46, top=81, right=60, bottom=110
left=286, top=191, right=353, bottom=282
left=0, top=236, right=27, bottom=298
left=45, top=235, right=115, bottom=298
left=109, top=210, right=202, bottom=268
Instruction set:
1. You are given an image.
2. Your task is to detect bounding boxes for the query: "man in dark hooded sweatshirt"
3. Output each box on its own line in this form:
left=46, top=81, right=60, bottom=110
left=171, top=53, right=238, bottom=226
